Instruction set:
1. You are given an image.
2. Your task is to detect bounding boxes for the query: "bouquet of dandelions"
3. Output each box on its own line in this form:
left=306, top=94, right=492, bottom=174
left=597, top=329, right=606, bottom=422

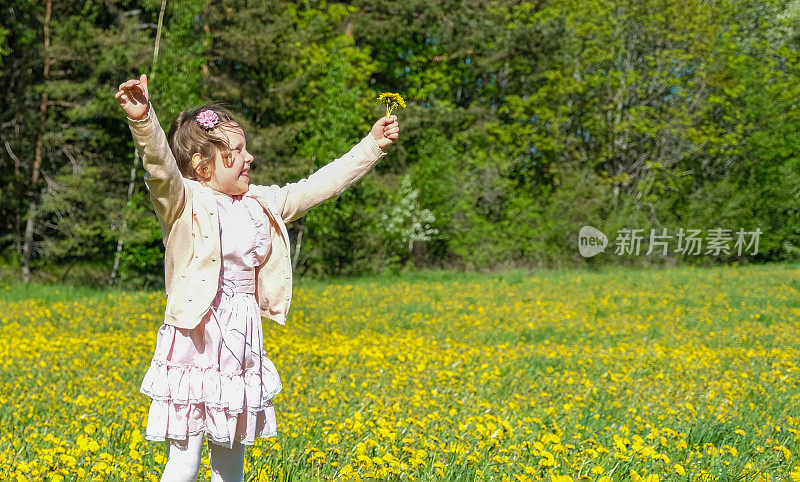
left=378, top=92, right=406, bottom=118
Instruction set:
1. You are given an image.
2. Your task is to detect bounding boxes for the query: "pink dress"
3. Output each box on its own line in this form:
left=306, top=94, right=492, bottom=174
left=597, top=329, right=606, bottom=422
left=139, top=192, right=282, bottom=449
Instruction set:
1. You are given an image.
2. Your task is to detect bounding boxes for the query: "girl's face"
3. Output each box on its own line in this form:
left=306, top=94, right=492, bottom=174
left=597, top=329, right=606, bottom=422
left=193, top=123, right=253, bottom=195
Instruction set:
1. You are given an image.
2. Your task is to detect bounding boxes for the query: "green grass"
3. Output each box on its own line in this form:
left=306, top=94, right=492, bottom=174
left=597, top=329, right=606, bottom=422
left=1, top=262, right=799, bottom=480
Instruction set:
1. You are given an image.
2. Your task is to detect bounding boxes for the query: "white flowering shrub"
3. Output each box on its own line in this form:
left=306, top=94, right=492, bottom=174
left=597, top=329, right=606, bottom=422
left=379, top=175, right=439, bottom=262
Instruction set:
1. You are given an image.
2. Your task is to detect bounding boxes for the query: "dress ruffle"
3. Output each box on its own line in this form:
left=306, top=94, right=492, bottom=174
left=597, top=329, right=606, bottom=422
left=139, top=355, right=282, bottom=413
left=143, top=399, right=277, bottom=447
left=139, top=343, right=283, bottom=448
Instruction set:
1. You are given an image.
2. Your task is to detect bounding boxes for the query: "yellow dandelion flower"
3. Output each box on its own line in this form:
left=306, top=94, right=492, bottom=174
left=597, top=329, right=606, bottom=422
left=537, top=450, right=555, bottom=467
left=377, top=92, right=406, bottom=117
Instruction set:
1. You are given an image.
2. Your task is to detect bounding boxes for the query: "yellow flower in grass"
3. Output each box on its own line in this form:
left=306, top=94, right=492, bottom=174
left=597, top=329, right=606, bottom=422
left=537, top=450, right=555, bottom=467
left=377, top=92, right=406, bottom=117
left=773, top=445, right=791, bottom=460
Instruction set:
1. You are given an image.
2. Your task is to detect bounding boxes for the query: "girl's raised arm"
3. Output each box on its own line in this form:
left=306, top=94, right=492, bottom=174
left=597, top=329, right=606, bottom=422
left=116, top=74, right=187, bottom=235
left=248, top=116, right=399, bottom=223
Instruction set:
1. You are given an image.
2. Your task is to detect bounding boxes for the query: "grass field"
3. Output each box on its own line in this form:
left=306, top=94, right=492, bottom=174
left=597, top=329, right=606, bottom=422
left=0, top=263, right=799, bottom=481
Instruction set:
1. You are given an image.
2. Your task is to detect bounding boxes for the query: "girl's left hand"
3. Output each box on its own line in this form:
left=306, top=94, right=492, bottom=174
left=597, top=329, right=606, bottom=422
left=371, top=116, right=400, bottom=151
left=115, top=74, right=150, bottom=121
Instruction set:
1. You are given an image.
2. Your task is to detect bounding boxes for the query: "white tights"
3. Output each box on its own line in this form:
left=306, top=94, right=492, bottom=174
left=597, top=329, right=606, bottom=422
left=159, top=433, right=246, bottom=482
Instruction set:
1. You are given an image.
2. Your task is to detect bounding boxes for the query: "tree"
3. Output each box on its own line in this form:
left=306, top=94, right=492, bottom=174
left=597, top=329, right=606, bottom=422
left=378, top=174, right=438, bottom=269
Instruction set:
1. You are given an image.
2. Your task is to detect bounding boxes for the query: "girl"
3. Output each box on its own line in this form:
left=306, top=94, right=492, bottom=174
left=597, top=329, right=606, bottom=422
left=115, top=73, right=399, bottom=481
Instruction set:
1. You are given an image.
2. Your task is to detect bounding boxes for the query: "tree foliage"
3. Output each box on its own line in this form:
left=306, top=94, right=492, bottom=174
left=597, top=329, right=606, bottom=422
left=1, top=0, right=798, bottom=286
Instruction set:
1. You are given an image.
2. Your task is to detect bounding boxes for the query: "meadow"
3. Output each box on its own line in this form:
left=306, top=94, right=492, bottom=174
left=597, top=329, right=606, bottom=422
left=0, top=263, right=799, bottom=481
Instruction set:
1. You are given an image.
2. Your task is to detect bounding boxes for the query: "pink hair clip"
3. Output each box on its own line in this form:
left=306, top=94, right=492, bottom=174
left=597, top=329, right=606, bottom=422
left=196, top=109, right=219, bottom=130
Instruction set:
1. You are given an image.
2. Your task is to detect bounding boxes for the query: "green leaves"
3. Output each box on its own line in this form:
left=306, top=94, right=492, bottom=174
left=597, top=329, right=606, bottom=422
left=3, top=0, right=800, bottom=284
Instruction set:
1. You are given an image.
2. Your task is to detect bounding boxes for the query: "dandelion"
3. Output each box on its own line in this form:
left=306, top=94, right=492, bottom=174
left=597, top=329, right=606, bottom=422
left=537, top=451, right=555, bottom=467
left=1, top=264, right=797, bottom=479
left=377, top=92, right=406, bottom=117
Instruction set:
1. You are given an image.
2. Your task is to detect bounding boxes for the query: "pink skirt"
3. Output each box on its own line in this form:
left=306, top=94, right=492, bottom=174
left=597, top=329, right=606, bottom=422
left=139, top=270, right=282, bottom=449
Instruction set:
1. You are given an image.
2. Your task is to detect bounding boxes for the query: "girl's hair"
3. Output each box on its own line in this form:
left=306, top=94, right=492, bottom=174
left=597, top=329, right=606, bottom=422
left=167, top=101, right=245, bottom=180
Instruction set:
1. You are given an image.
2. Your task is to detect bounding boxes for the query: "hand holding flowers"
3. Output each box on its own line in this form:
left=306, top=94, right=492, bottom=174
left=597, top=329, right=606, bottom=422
left=371, top=92, right=405, bottom=152
left=371, top=115, right=400, bottom=152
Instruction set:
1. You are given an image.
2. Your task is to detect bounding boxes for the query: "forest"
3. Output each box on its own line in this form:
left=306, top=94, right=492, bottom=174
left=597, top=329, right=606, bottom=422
left=2, top=0, right=799, bottom=287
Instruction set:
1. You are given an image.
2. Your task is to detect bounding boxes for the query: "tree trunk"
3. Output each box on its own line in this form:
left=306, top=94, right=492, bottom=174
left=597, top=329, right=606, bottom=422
left=110, top=150, right=140, bottom=285
left=2, top=136, right=23, bottom=256
left=21, top=200, right=37, bottom=283
left=22, top=0, right=51, bottom=283
left=290, top=165, right=314, bottom=273
left=291, top=224, right=304, bottom=272
left=202, top=12, right=211, bottom=79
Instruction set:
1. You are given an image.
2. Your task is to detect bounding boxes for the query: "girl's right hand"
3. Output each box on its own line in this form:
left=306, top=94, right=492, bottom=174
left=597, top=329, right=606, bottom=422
left=115, top=74, right=150, bottom=121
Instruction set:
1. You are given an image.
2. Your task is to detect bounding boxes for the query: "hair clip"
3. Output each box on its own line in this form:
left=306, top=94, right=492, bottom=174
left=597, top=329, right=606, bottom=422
left=196, top=109, right=219, bottom=130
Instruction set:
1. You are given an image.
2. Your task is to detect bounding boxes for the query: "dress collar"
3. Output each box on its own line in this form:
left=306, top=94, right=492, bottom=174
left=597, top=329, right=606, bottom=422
left=210, top=189, right=245, bottom=202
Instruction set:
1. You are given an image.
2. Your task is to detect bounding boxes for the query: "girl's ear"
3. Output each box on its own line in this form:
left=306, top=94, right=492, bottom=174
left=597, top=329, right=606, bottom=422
left=191, top=153, right=210, bottom=180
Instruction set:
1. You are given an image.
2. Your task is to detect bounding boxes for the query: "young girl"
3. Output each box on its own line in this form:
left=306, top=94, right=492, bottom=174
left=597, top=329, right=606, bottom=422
left=115, top=74, right=399, bottom=481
